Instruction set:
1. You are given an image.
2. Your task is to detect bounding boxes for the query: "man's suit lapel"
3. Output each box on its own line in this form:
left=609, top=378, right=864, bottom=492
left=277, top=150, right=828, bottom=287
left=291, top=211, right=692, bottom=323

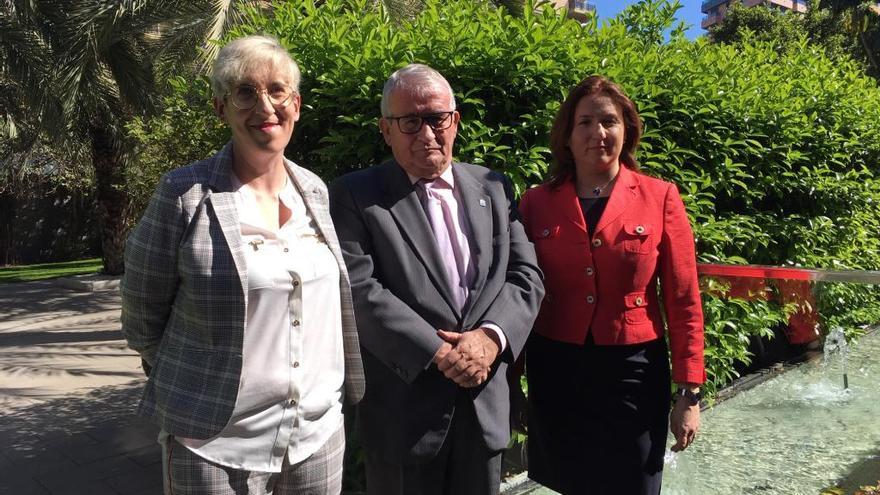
left=382, top=161, right=461, bottom=316
left=452, top=163, right=492, bottom=314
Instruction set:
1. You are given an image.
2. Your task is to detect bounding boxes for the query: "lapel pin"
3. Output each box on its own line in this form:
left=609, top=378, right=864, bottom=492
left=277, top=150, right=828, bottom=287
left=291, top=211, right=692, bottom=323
left=479, top=199, right=487, bottom=207
left=248, top=239, right=264, bottom=251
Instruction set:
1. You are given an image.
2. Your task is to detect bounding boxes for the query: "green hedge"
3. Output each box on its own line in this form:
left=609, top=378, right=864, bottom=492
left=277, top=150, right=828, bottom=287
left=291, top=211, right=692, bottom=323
left=127, top=0, right=880, bottom=396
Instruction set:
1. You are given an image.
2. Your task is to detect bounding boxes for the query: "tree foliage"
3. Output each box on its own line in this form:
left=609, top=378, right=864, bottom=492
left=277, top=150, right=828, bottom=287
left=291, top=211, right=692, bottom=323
left=710, top=0, right=880, bottom=79
left=709, top=1, right=814, bottom=48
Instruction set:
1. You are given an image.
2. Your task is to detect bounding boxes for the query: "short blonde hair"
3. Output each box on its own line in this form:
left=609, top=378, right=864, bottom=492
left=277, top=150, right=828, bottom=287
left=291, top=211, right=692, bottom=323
left=210, top=35, right=301, bottom=98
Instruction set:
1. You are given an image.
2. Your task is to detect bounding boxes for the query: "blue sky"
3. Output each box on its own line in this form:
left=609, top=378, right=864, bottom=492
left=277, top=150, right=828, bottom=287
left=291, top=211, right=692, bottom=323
left=592, top=0, right=707, bottom=39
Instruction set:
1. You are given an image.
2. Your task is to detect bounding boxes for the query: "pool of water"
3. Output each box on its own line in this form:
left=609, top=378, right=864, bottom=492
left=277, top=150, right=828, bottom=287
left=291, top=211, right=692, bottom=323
left=663, top=330, right=880, bottom=494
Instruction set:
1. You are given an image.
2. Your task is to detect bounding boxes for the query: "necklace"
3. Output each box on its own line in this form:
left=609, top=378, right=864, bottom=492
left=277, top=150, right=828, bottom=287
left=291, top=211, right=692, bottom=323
left=590, top=176, right=616, bottom=197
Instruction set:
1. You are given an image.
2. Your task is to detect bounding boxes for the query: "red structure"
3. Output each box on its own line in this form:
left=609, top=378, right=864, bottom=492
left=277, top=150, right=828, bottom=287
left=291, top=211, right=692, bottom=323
left=698, top=264, right=819, bottom=345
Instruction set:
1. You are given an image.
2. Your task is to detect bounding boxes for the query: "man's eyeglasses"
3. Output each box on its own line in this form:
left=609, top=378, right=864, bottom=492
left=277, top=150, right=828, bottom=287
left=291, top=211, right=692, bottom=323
left=226, top=84, right=295, bottom=110
left=385, top=111, right=455, bottom=134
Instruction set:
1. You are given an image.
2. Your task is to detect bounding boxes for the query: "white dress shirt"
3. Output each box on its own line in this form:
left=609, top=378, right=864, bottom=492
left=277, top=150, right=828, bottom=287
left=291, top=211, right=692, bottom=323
left=176, top=172, right=345, bottom=472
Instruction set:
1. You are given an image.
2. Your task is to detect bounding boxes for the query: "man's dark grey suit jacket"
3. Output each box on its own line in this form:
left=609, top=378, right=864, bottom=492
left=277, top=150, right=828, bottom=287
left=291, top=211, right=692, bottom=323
left=329, top=159, right=543, bottom=464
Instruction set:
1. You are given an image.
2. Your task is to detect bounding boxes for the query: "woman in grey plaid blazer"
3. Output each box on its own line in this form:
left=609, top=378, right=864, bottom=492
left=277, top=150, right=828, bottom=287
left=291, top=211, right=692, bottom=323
left=121, top=35, right=364, bottom=495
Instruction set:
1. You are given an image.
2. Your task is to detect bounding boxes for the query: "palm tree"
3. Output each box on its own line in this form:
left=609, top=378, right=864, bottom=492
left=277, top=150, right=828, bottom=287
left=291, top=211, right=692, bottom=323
left=0, top=0, right=268, bottom=274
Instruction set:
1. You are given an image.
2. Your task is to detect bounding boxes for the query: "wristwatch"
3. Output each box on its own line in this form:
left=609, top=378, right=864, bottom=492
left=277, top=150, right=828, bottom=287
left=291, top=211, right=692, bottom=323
left=674, top=387, right=702, bottom=406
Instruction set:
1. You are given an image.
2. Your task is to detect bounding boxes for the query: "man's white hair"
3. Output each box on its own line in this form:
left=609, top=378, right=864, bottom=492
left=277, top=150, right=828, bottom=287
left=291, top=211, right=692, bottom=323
left=210, top=35, right=301, bottom=98
left=380, top=63, right=457, bottom=117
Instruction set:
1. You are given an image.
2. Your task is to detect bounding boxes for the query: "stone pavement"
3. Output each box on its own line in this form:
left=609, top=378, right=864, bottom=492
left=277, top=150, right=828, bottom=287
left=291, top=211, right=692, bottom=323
left=0, top=280, right=161, bottom=495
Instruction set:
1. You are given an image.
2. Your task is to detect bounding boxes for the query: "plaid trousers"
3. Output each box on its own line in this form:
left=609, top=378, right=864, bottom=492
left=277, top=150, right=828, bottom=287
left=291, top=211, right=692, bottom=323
left=162, top=425, right=345, bottom=495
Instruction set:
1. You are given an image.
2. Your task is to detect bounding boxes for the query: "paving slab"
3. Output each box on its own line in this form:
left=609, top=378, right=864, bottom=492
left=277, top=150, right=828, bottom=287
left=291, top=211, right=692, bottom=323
left=0, top=478, right=51, bottom=495
left=37, top=480, right=120, bottom=495
left=124, top=444, right=163, bottom=469
left=105, top=465, right=165, bottom=495
left=0, top=280, right=160, bottom=495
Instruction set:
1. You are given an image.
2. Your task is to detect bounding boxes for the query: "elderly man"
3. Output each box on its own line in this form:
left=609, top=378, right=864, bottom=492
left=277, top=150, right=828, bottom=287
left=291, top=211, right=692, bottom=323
left=329, top=64, right=543, bottom=495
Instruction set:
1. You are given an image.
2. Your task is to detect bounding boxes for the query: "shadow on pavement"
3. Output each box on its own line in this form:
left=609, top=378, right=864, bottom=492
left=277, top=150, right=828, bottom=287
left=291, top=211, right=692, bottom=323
left=0, top=281, right=121, bottom=325
left=0, top=381, right=161, bottom=495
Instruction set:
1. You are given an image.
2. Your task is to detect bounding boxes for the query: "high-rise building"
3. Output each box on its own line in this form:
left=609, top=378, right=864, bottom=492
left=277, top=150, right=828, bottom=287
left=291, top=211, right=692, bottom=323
left=701, top=0, right=808, bottom=30
left=550, top=0, right=596, bottom=22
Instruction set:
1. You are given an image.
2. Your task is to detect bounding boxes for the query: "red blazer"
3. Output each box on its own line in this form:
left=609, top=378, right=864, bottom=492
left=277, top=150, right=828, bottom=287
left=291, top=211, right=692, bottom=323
left=520, top=165, right=705, bottom=384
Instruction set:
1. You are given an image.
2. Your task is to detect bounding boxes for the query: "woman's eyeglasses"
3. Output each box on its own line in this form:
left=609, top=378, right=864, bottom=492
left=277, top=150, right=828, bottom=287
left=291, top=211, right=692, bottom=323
left=226, top=85, right=295, bottom=110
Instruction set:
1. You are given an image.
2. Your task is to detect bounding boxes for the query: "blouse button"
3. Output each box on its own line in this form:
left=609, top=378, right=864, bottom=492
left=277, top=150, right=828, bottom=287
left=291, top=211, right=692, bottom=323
left=293, top=320, right=300, bottom=326
left=541, top=228, right=550, bottom=237
left=293, top=361, right=300, bottom=368
left=293, top=281, right=300, bottom=287
left=283, top=247, right=289, bottom=253
left=635, top=296, right=644, bottom=306
left=591, top=238, right=602, bottom=248
left=585, top=267, right=594, bottom=276
left=635, top=225, right=645, bottom=234
left=586, top=295, right=595, bottom=304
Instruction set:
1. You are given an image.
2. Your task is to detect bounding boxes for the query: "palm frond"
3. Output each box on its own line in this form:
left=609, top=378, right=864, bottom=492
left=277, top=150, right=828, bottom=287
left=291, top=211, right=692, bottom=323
left=198, top=0, right=272, bottom=69
left=379, top=0, right=426, bottom=21
left=0, top=10, right=51, bottom=111
left=105, top=34, right=157, bottom=115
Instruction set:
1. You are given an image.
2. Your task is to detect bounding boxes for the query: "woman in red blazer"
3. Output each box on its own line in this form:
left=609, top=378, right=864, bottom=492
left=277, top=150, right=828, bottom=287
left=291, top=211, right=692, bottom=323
left=519, top=76, right=705, bottom=494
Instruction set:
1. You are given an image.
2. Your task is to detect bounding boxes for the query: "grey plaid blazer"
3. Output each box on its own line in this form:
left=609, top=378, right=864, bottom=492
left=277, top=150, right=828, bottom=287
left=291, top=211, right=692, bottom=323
left=121, top=142, right=364, bottom=440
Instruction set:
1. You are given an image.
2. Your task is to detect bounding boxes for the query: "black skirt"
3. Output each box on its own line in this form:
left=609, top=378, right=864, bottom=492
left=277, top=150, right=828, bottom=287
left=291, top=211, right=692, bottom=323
left=525, top=333, right=672, bottom=495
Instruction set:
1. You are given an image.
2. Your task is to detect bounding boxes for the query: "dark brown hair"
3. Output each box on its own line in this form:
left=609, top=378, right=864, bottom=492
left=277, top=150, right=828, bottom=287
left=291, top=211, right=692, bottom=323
left=547, top=75, right=642, bottom=188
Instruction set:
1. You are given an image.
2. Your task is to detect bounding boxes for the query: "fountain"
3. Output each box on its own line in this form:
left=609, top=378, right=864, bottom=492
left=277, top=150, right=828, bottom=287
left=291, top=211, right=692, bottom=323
left=824, top=326, right=850, bottom=390
left=662, top=329, right=879, bottom=494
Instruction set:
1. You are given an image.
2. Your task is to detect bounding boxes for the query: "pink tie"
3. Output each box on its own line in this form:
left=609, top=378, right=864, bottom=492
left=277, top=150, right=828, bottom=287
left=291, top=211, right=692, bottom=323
left=420, top=179, right=471, bottom=310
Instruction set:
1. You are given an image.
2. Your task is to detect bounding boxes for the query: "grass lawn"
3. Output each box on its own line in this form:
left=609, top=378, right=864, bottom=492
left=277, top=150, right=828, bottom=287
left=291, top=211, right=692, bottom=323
left=0, top=258, right=103, bottom=284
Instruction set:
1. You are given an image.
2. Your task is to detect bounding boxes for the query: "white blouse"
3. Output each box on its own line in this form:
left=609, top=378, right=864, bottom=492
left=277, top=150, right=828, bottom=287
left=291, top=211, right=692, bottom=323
left=176, top=172, right=345, bottom=472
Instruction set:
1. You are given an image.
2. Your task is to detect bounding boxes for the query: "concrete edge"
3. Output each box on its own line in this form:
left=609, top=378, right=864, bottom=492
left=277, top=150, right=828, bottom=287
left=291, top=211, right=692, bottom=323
left=53, top=274, right=120, bottom=292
